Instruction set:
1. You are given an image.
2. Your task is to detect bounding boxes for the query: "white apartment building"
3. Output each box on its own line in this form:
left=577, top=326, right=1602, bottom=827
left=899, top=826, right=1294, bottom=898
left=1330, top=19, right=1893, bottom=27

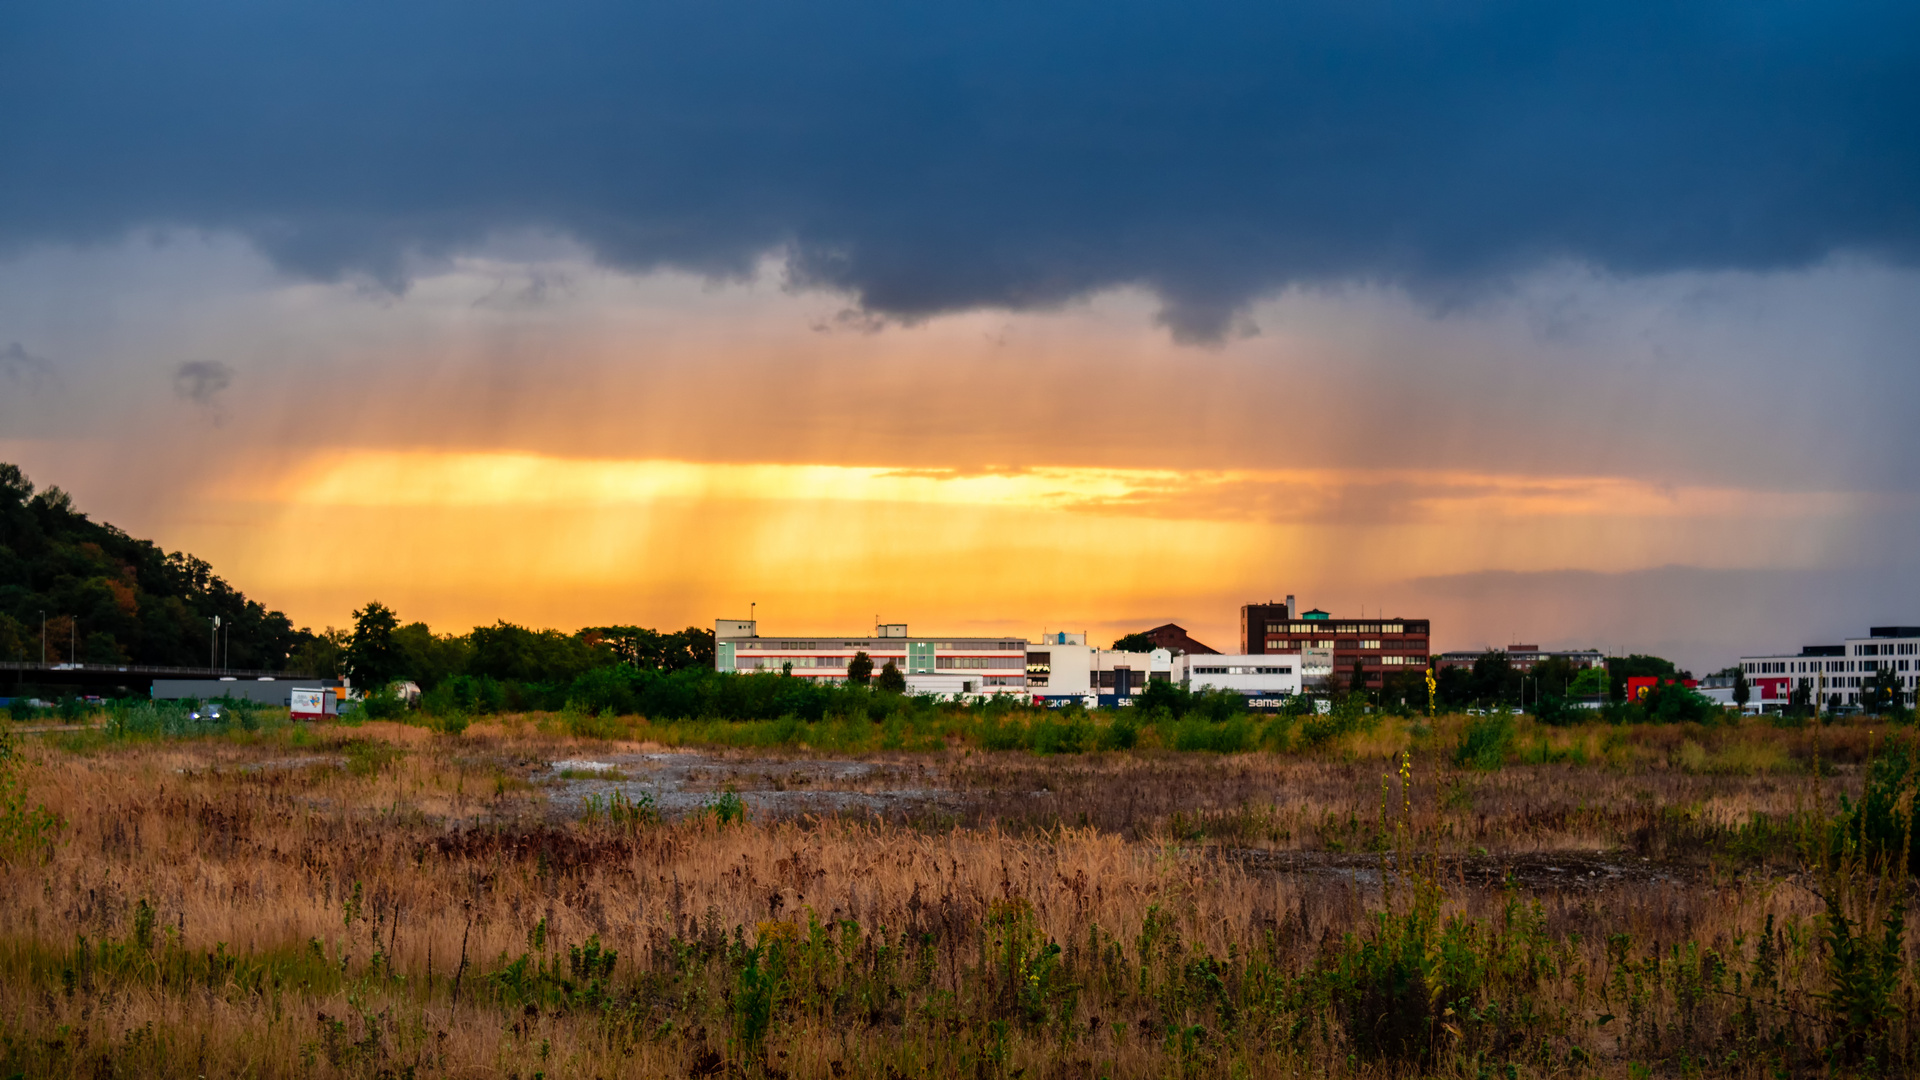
left=715, top=620, right=1028, bottom=697
left=1175, top=653, right=1302, bottom=705
left=1739, top=625, right=1920, bottom=710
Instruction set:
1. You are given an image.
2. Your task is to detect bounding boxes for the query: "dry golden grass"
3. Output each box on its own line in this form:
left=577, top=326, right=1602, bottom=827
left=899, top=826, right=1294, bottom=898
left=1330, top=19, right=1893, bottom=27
left=0, top=714, right=1912, bottom=1078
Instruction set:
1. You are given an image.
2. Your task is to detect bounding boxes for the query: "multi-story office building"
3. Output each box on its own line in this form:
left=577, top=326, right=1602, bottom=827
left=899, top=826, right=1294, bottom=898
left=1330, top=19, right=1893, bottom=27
left=714, top=620, right=1029, bottom=697
left=1240, top=598, right=1431, bottom=692
left=1740, top=626, right=1920, bottom=710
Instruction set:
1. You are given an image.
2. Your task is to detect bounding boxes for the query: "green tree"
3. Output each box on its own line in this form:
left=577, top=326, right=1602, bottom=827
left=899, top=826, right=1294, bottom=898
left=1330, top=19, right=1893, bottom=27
left=581, top=625, right=715, bottom=671
left=0, top=614, right=29, bottom=662
left=81, top=631, right=127, bottom=665
left=1606, top=653, right=1681, bottom=703
left=1111, top=632, right=1156, bottom=652
left=1733, top=671, right=1750, bottom=709
left=467, top=621, right=613, bottom=683
left=1380, top=668, right=1428, bottom=710
left=1435, top=665, right=1475, bottom=709
left=1568, top=666, right=1609, bottom=700
left=0, top=462, right=302, bottom=670
left=1347, top=658, right=1369, bottom=698
left=846, top=651, right=874, bottom=686
left=876, top=659, right=907, bottom=693
left=1531, top=656, right=1579, bottom=699
left=1470, top=650, right=1517, bottom=706
left=345, top=601, right=403, bottom=693
left=289, top=627, right=349, bottom=678
left=1788, top=680, right=1813, bottom=717
left=392, top=621, right=472, bottom=690
left=1861, top=666, right=1904, bottom=715
left=1642, top=681, right=1716, bottom=723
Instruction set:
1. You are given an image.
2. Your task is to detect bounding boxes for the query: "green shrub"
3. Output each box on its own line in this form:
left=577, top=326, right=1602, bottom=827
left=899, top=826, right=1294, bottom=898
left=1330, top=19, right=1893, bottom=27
left=1300, top=697, right=1369, bottom=747
left=978, top=714, right=1029, bottom=752
left=105, top=700, right=227, bottom=739
left=341, top=739, right=401, bottom=778
left=1166, top=716, right=1255, bottom=753
left=1530, top=693, right=1580, bottom=726
left=1028, top=716, right=1091, bottom=754
left=565, top=706, right=624, bottom=740
left=1097, top=712, right=1138, bottom=751
left=584, top=790, right=658, bottom=830
left=358, top=687, right=407, bottom=720
left=1642, top=682, right=1720, bottom=724
left=1324, top=881, right=1563, bottom=1067
left=1454, top=712, right=1515, bottom=771
left=707, top=789, right=747, bottom=825
left=1835, top=735, right=1919, bottom=874
left=424, top=674, right=508, bottom=716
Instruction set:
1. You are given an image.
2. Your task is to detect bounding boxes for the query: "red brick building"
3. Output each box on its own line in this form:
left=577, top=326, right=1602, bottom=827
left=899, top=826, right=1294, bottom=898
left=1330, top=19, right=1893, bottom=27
left=1241, top=601, right=1431, bottom=691
left=1141, top=623, right=1218, bottom=655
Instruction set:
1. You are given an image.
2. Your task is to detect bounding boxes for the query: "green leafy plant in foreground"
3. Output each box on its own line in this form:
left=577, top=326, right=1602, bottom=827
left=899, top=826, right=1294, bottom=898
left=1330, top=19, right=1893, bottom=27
left=707, top=789, right=747, bottom=825
left=1815, top=732, right=1916, bottom=1071
left=583, top=790, right=659, bottom=830
left=0, top=724, right=60, bottom=863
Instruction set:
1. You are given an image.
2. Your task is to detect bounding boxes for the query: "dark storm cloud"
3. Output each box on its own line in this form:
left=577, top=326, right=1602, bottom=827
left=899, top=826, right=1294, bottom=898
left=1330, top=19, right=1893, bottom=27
left=0, top=342, right=55, bottom=390
left=172, top=360, right=233, bottom=406
left=1, top=1, right=1916, bottom=340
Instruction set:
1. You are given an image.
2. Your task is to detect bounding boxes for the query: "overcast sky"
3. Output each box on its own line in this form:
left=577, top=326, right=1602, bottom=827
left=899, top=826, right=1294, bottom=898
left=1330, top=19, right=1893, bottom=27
left=3, top=1, right=1917, bottom=670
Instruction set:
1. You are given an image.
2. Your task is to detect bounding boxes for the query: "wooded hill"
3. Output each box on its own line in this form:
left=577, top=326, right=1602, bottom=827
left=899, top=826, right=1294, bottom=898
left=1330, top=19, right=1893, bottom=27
left=0, top=463, right=305, bottom=669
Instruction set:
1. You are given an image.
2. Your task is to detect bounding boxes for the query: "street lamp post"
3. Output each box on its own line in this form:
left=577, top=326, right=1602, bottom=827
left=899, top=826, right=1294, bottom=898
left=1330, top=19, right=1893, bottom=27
left=39, top=610, right=46, bottom=666
left=211, top=615, right=220, bottom=669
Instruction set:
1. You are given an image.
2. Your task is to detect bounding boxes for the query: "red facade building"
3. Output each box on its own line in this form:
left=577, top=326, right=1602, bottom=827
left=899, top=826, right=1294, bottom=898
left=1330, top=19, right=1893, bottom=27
left=1141, top=623, right=1218, bottom=655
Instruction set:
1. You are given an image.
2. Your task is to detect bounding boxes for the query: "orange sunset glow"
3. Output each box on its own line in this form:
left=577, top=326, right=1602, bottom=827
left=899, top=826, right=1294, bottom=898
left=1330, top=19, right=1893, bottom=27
left=5, top=238, right=1912, bottom=671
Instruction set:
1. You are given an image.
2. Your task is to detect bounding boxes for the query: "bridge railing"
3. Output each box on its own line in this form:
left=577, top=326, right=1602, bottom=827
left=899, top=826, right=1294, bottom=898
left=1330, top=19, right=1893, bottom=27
left=0, top=661, right=320, bottom=680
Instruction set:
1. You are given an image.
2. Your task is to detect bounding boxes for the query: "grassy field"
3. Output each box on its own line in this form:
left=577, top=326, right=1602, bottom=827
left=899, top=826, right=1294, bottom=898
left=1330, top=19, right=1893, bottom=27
left=0, top=706, right=1914, bottom=1078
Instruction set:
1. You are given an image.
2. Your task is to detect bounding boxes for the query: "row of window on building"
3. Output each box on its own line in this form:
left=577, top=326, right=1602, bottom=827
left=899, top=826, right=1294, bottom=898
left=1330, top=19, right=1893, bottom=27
left=715, top=619, right=1315, bottom=702
left=1737, top=626, right=1920, bottom=710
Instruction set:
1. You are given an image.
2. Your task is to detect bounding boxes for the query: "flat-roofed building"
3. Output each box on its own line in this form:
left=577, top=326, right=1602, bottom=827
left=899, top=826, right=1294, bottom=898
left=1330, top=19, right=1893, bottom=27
left=1241, top=599, right=1430, bottom=692
left=1175, top=653, right=1301, bottom=706
left=1741, top=627, right=1920, bottom=710
left=1434, top=646, right=1605, bottom=673
left=1027, top=633, right=1173, bottom=706
left=714, top=620, right=1028, bottom=697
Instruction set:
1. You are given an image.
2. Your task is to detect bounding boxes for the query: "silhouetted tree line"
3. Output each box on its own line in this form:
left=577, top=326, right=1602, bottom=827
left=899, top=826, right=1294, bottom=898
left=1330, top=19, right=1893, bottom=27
left=0, top=463, right=304, bottom=669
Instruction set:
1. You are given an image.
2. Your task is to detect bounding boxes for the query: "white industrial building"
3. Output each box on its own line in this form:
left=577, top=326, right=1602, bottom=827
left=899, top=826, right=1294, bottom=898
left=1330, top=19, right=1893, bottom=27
left=1175, top=653, right=1302, bottom=705
left=1025, top=631, right=1173, bottom=706
left=715, top=620, right=1030, bottom=698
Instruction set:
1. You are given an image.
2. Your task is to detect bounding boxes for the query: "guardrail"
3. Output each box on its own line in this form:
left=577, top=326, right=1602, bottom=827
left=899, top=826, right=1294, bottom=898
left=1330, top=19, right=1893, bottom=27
left=0, top=661, right=319, bottom=680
